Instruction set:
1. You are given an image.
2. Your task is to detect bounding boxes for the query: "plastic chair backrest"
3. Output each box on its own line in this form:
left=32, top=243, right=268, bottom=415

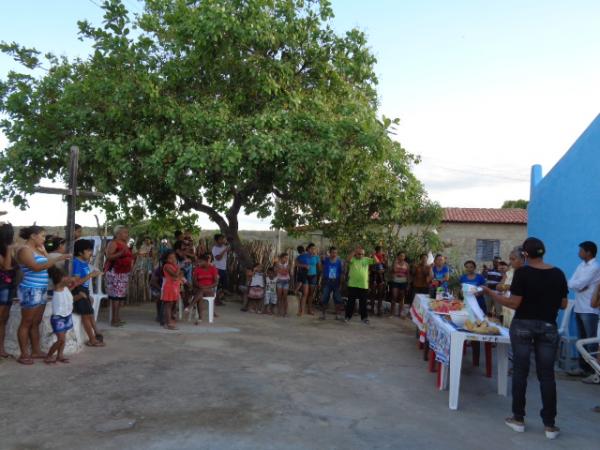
left=558, top=300, right=575, bottom=336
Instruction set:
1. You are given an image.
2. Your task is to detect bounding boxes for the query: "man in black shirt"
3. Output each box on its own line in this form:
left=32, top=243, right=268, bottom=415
left=484, top=237, right=568, bottom=440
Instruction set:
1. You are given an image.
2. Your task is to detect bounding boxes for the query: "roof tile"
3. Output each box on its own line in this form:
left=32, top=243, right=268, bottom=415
left=442, top=208, right=527, bottom=224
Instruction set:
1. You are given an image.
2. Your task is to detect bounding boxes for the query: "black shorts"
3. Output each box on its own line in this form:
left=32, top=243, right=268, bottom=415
left=296, top=269, right=308, bottom=285
left=72, top=286, right=94, bottom=316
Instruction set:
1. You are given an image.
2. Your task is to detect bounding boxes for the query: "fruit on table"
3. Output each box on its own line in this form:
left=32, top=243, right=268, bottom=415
left=430, top=300, right=463, bottom=313
left=465, top=319, right=501, bottom=335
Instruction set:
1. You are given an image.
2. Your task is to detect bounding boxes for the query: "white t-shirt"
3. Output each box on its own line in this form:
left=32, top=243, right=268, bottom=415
left=51, top=288, right=73, bottom=317
left=250, top=273, right=265, bottom=288
left=569, top=258, right=600, bottom=315
left=211, top=245, right=228, bottom=271
left=266, top=276, right=277, bottom=293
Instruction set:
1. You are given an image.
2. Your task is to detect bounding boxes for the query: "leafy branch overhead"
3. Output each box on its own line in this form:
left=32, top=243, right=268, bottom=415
left=0, top=0, right=436, bottom=264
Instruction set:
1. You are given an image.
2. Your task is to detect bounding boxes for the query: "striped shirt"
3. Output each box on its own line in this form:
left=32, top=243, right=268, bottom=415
left=20, top=252, right=49, bottom=289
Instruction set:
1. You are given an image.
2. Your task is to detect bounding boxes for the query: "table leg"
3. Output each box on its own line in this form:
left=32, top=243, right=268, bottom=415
left=485, top=342, right=493, bottom=378
left=497, top=343, right=509, bottom=396
left=472, top=342, right=480, bottom=367
left=428, top=350, right=436, bottom=372
left=439, top=363, right=449, bottom=390
left=449, top=333, right=466, bottom=410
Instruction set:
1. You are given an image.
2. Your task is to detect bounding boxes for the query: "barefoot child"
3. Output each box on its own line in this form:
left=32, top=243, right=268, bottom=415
left=162, top=251, right=183, bottom=330
left=275, top=253, right=290, bottom=317
left=191, top=254, right=219, bottom=324
left=264, top=267, right=278, bottom=315
left=71, top=239, right=105, bottom=347
left=46, top=267, right=73, bottom=364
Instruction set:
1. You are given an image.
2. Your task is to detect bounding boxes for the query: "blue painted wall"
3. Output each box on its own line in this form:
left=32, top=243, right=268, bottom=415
left=528, top=113, right=600, bottom=290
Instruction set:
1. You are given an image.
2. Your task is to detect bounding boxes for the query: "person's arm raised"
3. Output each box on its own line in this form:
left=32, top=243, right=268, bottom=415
left=482, top=286, right=523, bottom=310
left=18, top=247, right=69, bottom=272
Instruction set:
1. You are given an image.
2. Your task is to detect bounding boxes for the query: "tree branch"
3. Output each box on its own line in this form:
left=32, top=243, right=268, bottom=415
left=181, top=198, right=229, bottom=231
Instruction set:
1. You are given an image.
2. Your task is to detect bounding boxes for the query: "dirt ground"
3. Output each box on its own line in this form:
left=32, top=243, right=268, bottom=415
left=1, top=299, right=598, bottom=450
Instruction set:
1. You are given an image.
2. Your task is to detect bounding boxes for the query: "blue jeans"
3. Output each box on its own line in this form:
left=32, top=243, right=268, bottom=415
left=0, top=287, right=12, bottom=306
left=18, top=286, right=47, bottom=310
left=510, top=319, right=559, bottom=427
left=575, top=313, right=599, bottom=373
left=321, top=281, right=341, bottom=306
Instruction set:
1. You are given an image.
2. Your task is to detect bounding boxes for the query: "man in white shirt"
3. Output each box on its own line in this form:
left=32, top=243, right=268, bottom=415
left=567, top=241, right=600, bottom=382
left=211, top=234, right=230, bottom=305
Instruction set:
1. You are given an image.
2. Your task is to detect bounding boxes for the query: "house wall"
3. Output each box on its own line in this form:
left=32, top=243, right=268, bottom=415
left=439, top=223, right=527, bottom=266
left=528, top=113, right=600, bottom=283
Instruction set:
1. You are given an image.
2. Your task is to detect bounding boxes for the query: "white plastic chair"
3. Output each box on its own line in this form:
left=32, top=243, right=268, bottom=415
left=575, top=337, right=600, bottom=376
left=557, top=300, right=578, bottom=371
left=186, top=296, right=216, bottom=324
left=90, top=273, right=107, bottom=323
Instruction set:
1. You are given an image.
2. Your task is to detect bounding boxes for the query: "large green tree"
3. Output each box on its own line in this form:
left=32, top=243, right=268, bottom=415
left=0, top=0, right=432, bottom=267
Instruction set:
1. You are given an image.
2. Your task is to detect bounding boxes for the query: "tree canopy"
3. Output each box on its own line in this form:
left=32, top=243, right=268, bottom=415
left=0, top=0, right=435, bottom=266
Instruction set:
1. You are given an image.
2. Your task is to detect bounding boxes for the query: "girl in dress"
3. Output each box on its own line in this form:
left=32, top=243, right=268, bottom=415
left=161, top=251, right=184, bottom=330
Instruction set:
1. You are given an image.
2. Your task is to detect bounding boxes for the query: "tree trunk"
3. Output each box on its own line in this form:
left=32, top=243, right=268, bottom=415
left=182, top=198, right=254, bottom=270
left=223, top=225, right=253, bottom=270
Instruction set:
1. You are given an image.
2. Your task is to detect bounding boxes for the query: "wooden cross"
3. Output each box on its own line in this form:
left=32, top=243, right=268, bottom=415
left=33, top=146, right=103, bottom=273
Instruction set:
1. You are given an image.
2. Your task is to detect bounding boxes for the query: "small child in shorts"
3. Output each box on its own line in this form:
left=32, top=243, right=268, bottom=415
left=264, top=267, right=278, bottom=315
left=276, top=253, right=291, bottom=317
left=46, top=267, right=74, bottom=364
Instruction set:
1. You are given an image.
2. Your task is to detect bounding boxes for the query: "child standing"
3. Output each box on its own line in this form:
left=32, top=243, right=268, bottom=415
left=46, top=267, right=74, bottom=364
left=71, top=239, right=105, bottom=347
left=162, top=251, right=184, bottom=330
left=247, top=264, right=265, bottom=313
left=275, top=253, right=290, bottom=317
left=264, top=267, right=278, bottom=315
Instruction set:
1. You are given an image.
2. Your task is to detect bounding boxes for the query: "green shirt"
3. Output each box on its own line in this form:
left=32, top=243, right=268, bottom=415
left=347, top=257, right=374, bottom=289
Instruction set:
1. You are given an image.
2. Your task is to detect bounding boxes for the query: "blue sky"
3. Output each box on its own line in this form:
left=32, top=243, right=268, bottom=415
left=2, top=0, right=600, bottom=228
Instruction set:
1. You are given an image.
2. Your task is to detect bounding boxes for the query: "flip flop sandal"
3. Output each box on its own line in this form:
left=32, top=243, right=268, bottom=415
left=44, top=359, right=57, bottom=365
left=58, top=358, right=70, bottom=364
left=17, top=357, right=34, bottom=365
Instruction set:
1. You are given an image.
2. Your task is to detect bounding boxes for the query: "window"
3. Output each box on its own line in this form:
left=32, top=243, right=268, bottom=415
left=476, top=239, right=500, bottom=261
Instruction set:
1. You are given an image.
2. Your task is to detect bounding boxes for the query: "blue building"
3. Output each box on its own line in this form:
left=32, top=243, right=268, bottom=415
left=528, top=113, right=600, bottom=280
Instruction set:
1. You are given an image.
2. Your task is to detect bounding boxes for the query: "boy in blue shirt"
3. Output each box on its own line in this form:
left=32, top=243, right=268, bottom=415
left=72, top=239, right=104, bottom=346
left=320, top=246, right=344, bottom=320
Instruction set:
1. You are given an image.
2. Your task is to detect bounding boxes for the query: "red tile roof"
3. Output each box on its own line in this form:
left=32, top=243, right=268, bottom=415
left=443, top=208, right=527, bottom=224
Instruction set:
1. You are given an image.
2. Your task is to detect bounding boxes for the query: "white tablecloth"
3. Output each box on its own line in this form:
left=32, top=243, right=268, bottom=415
left=410, top=294, right=511, bottom=410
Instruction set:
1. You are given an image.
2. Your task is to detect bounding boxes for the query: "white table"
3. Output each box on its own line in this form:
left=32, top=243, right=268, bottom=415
left=410, top=294, right=511, bottom=410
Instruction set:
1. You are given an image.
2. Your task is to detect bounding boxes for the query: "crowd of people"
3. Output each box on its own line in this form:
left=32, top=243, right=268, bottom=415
left=1, top=221, right=599, bottom=438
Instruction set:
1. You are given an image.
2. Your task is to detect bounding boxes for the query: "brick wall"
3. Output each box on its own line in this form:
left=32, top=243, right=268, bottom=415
left=439, top=223, right=527, bottom=266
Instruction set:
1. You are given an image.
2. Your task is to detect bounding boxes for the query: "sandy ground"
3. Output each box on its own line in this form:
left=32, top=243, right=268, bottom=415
left=1, top=300, right=598, bottom=450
